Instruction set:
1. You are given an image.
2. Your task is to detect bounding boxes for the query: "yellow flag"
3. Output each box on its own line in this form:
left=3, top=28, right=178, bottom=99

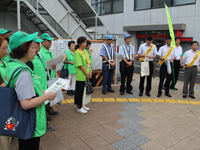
left=165, top=4, right=175, bottom=47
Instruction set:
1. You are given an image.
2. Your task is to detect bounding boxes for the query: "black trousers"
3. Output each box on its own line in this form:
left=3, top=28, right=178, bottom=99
left=158, top=63, right=172, bottom=95
left=18, top=137, right=40, bottom=150
left=139, top=61, right=154, bottom=94
left=74, top=81, right=85, bottom=106
left=170, top=60, right=180, bottom=88
left=120, top=60, right=134, bottom=92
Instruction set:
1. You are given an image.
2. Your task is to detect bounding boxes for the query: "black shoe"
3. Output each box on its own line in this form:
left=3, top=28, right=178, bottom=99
left=47, top=124, right=55, bottom=132
left=49, top=111, right=59, bottom=115
left=183, top=95, right=187, bottom=98
left=162, top=86, right=166, bottom=90
left=71, top=90, right=75, bottom=95
left=102, top=90, right=106, bottom=94
left=165, top=94, right=172, bottom=97
left=139, top=93, right=143, bottom=97
left=67, top=91, right=73, bottom=96
left=47, top=116, right=52, bottom=121
left=157, top=93, right=162, bottom=97
left=107, top=89, right=115, bottom=93
left=120, top=91, right=124, bottom=95
left=146, top=93, right=151, bottom=97
left=189, top=95, right=195, bottom=99
left=126, top=91, right=133, bottom=94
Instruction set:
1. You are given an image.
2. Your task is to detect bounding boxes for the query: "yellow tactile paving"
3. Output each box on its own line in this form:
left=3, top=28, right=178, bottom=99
left=62, top=98, right=200, bottom=105
left=152, top=99, right=165, bottom=103
left=116, top=98, right=129, bottom=102
left=164, top=99, right=177, bottom=103
left=177, top=100, right=190, bottom=104
left=128, top=98, right=141, bottom=102
left=189, top=101, right=200, bottom=105
left=103, top=98, right=116, bottom=102
left=65, top=99, right=74, bottom=103
left=140, top=99, right=153, bottom=102
left=91, top=98, right=104, bottom=102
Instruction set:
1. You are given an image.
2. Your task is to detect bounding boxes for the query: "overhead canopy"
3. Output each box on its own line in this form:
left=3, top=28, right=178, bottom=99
left=124, top=24, right=186, bottom=31
left=65, top=0, right=104, bottom=27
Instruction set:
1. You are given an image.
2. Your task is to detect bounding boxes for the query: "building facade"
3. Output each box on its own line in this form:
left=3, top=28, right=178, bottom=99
left=89, top=0, right=199, bottom=52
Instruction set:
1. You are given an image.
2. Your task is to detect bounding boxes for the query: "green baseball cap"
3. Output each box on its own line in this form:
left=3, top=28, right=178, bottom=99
left=34, top=37, right=44, bottom=43
left=40, top=33, right=54, bottom=41
left=9, top=31, right=38, bottom=52
left=0, top=28, right=12, bottom=34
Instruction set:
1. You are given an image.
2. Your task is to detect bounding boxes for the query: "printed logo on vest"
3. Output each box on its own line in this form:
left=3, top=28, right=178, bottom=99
left=4, top=117, right=19, bottom=131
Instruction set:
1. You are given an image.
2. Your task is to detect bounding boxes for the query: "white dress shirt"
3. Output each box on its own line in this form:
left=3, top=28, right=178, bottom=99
left=156, top=44, right=177, bottom=62
left=175, top=45, right=183, bottom=60
left=138, top=43, right=158, bottom=61
left=182, top=49, right=200, bottom=66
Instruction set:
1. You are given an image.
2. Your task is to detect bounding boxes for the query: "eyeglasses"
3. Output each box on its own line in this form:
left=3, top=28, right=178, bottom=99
left=0, top=47, right=8, bottom=51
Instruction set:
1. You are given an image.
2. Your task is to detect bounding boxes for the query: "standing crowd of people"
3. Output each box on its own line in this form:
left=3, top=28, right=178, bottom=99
left=0, top=28, right=200, bottom=150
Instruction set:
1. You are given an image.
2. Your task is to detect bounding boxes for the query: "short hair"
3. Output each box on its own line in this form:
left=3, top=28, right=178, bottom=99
left=165, top=36, right=171, bottom=40
left=86, top=40, right=91, bottom=47
left=10, top=41, right=32, bottom=59
left=146, top=36, right=153, bottom=41
left=191, top=41, right=199, bottom=46
left=68, top=40, right=75, bottom=48
left=0, top=36, right=9, bottom=46
left=175, top=36, right=181, bottom=41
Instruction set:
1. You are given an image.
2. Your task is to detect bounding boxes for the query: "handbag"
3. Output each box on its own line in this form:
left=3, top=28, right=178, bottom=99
left=165, top=59, right=172, bottom=74
left=141, top=56, right=149, bottom=77
left=47, top=69, right=64, bottom=107
left=0, top=67, right=36, bottom=140
left=85, top=79, right=93, bottom=94
left=83, top=82, right=92, bottom=106
left=61, top=62, right=68, bottom=79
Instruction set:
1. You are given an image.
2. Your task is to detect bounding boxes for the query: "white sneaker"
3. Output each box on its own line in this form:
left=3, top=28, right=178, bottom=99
left=77, top=108, right=88, bottom=114
left=83, top=106, right=90, bottom=111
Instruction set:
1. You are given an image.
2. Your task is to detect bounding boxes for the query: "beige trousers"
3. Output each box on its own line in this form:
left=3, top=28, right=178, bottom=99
left=0, top=136, right=12, bottom=150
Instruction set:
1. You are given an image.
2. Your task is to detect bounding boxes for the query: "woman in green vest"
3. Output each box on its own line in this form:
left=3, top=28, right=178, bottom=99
left=0, top=36, right=12, bottom=150
left=5, top=31, right=57, bottom=150
left=85, top=40, right=93, bottom=70
left=63, top=40, right=76, bottom=96
left=74, top=37, right=92, bottom=114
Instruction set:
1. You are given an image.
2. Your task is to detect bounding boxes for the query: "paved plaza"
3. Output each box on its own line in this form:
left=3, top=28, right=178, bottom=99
left=10, top=74, right=200, bottom=150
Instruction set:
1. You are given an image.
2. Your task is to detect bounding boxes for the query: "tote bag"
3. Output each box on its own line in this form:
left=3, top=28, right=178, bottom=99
left=0, top=67, right=36, bottom=140
left=141, top=57, right=149, bottom=77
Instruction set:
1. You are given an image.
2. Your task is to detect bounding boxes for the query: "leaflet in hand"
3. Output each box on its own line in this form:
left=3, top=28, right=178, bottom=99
left=45, top=78, right=70, bottom=105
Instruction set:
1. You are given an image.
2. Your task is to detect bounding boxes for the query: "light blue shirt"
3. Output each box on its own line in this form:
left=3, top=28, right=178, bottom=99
left=100, top=44, right=116, bottom=59
left=119, top=44, right=135, bottom=59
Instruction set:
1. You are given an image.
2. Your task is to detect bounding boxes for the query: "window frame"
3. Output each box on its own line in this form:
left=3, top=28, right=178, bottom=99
left=134, top=0, right=196, bottom=11
left=92, top=0, right=124, bottom=15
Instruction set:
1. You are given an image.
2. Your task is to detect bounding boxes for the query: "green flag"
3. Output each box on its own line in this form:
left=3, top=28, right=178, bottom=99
left=165, top=4, right=175, bottom=47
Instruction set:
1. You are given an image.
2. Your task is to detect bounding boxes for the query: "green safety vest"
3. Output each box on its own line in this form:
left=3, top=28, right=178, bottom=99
left=4, top=59, right=46, bottom=138
left=64, top=50, right=75, bottom=74
left=40, top=46, right=55, bottom=79
left=0, top=57, right=8, bottom=82
left=32, top=54, right=48, bottom=90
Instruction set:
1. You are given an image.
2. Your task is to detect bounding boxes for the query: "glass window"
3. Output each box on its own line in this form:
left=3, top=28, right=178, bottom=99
left=134, top=0, right=151, bottom=10
left=92, top=0, right=123, bottom=15
left=152, top=0, right=171, bottom=8
left=101, top=1, right=112, bottom=15
left=92, top=0, right=101, bottom=4
left=113, top=0, right=123, bottom=13
left=173, top=0, right=196, bottom=6
left=92, top=3, right=101, bottom=15
left=134, top=0, right=196, bottom=11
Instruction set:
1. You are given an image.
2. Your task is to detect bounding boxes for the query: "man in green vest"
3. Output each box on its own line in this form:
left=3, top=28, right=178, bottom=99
left=26, top=36, right=56, bottom=131
left=40, top=33, right=59, bottom=115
